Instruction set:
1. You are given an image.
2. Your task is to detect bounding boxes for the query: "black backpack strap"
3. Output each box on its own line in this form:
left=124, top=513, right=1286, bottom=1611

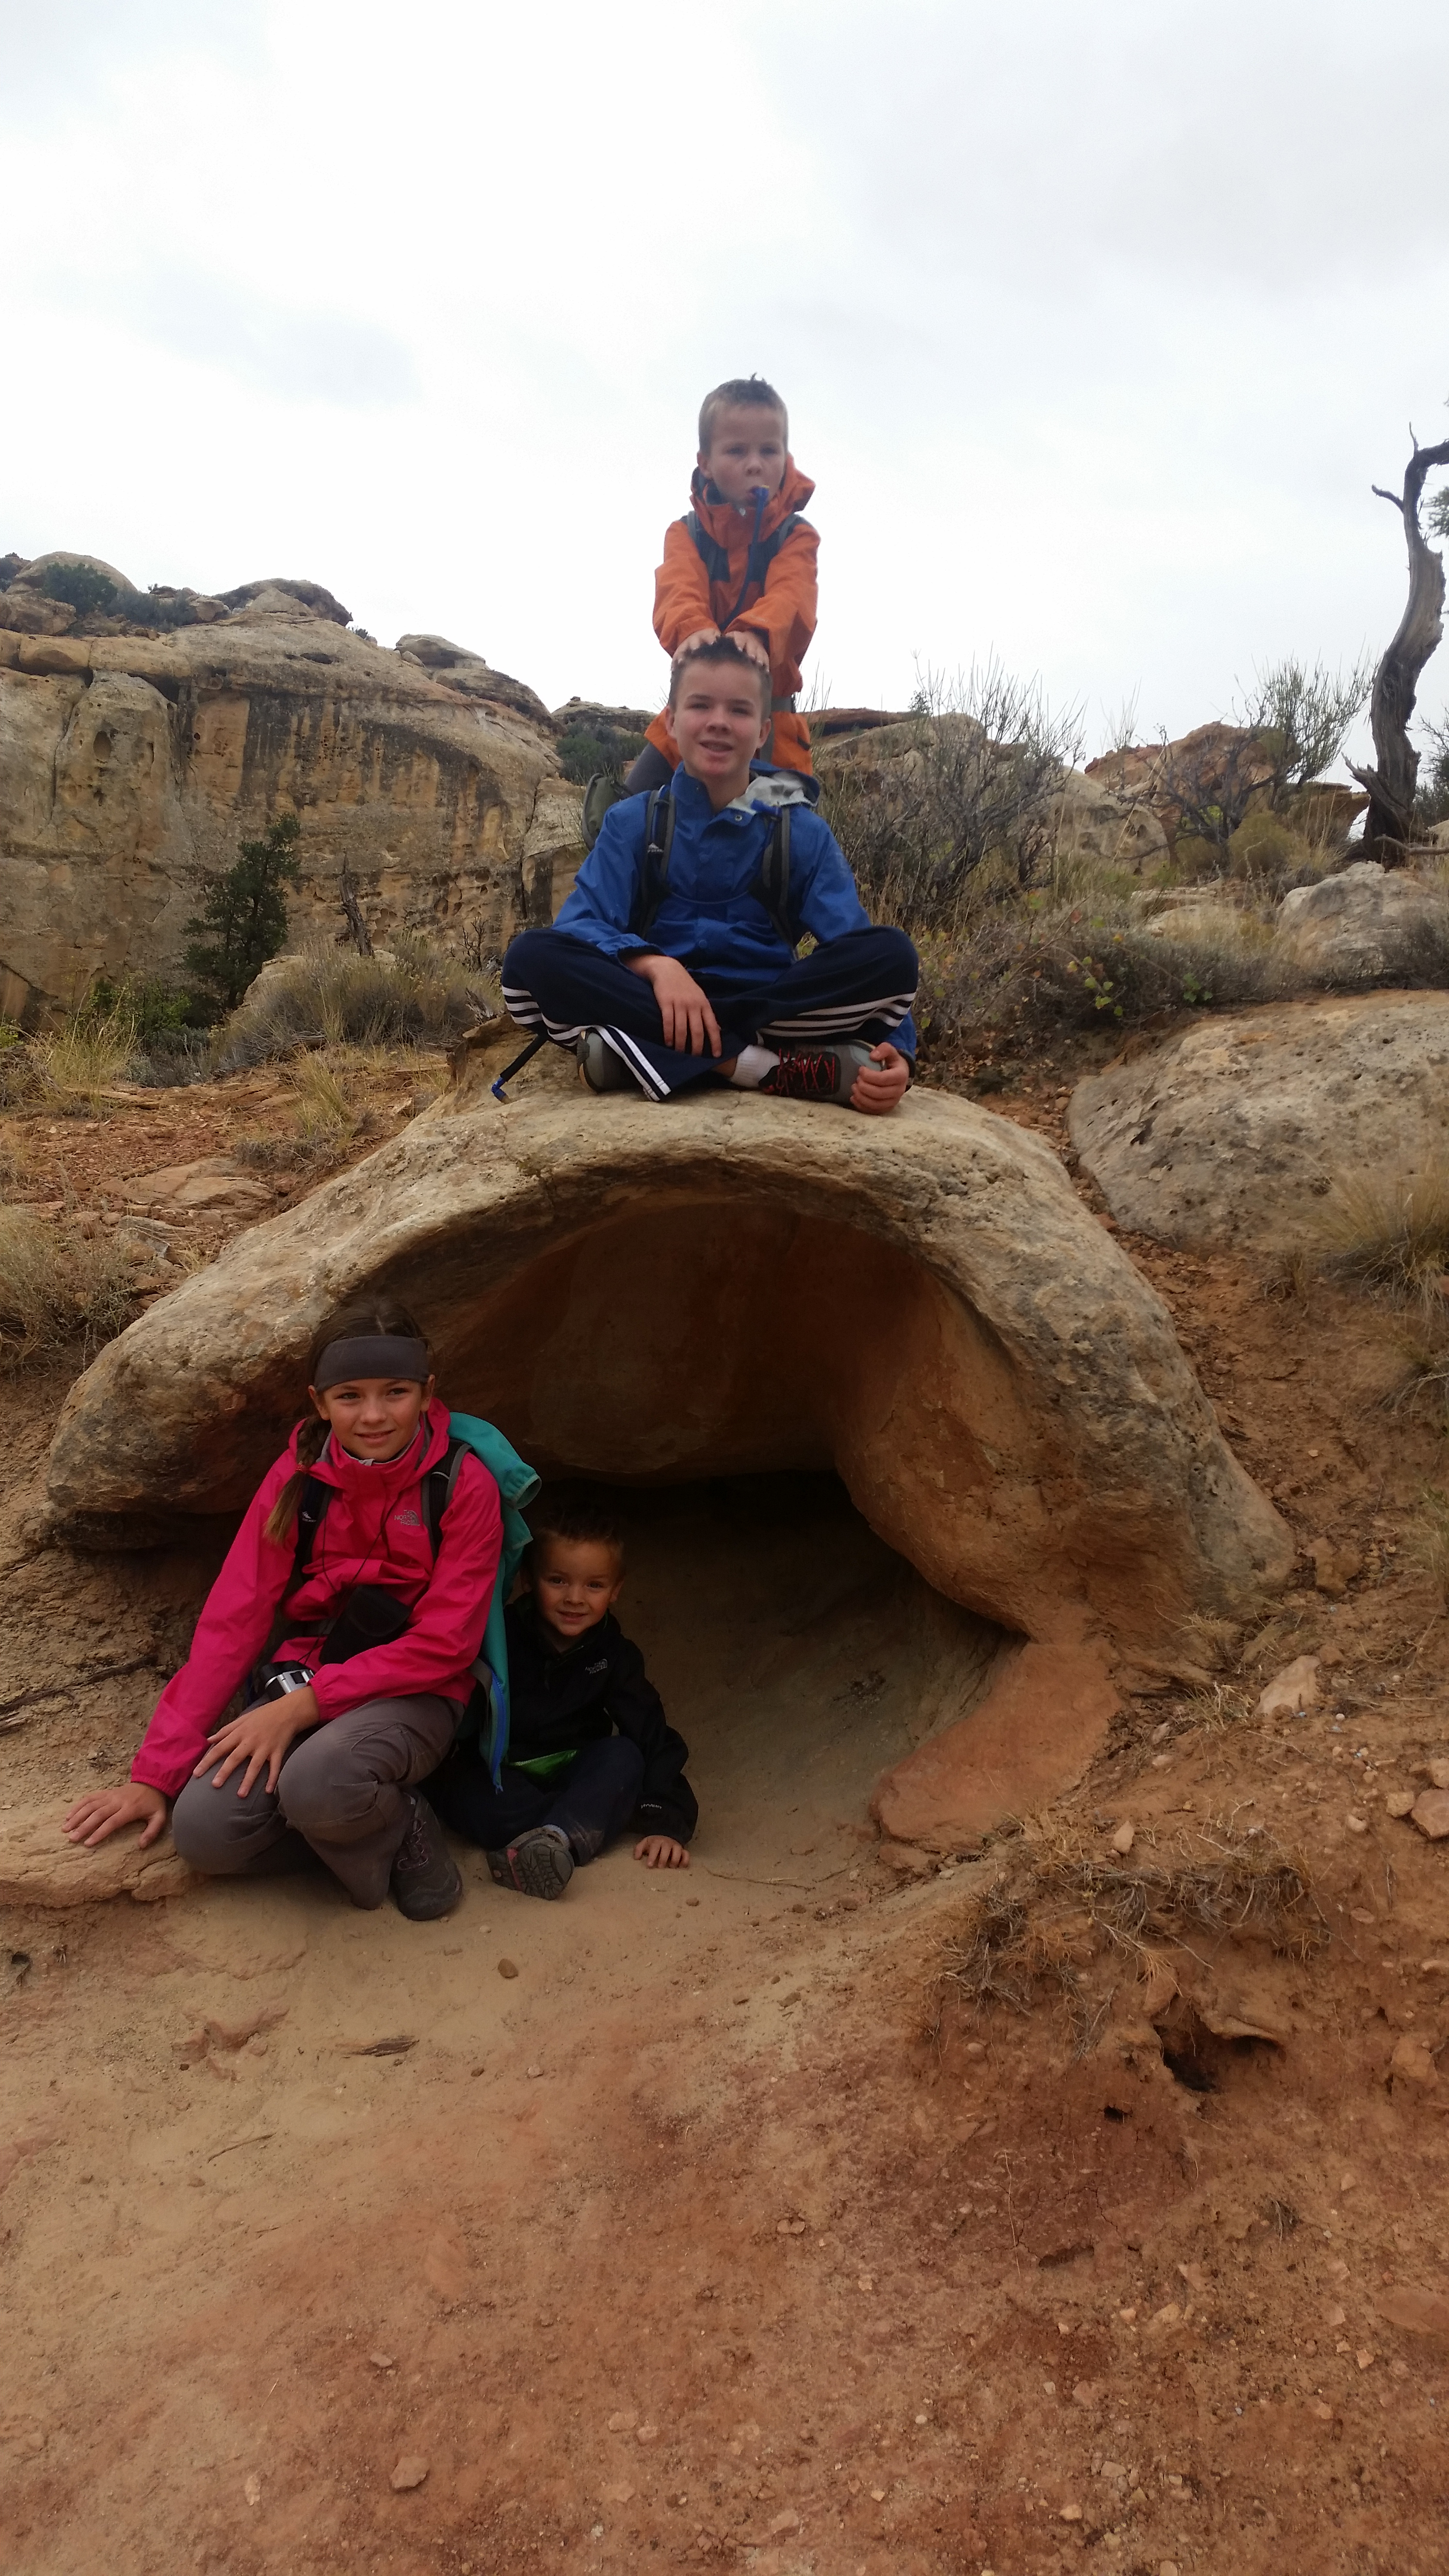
left=684, top=510, right=731, bottom=585
left=753, top=806, right=795, bottom=947
left=632, top=784, right=676, bottom=939
left=291, top=1473, right=332, bottom=1579
left=688, top=504, right=811, bottom=625
left=420, top=1437, right=469, bottom=1557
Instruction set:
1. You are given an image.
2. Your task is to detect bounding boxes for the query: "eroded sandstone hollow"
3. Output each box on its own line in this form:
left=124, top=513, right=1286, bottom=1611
left=47, top=1086, right=1292, bottom=1842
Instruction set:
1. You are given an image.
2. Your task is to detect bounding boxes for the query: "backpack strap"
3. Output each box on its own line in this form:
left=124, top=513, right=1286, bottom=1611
left=753, top=805, right=794, bottom=947
left=419, top=1437, right=468, bottom=1555
left=632, top=784, right=676, bottom=938
left=684, top=509, right=731, bottom=586
left=290, top=1474, right=332, bottom=1579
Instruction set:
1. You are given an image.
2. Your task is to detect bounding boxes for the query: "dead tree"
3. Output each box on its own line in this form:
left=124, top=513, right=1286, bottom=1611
left=1349, top=432, right=1449, bottom=861
left=338, top=859, right=373, bottom=956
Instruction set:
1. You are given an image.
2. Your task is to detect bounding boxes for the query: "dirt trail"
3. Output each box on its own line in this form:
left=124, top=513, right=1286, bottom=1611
left=5, top=1067, right=1449, bottom=2574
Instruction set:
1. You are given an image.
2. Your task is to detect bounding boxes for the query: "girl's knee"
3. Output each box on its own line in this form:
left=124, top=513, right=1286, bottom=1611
left=171, top=1774, right=263, bottom=1872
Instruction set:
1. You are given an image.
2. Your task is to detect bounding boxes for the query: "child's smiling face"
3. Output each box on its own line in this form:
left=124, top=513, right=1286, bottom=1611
left=310, top=1374, right=433, bottom=1461
left=528, top=1534, right=625, bottom=1646
left=700, top=402, right=787, bottom=508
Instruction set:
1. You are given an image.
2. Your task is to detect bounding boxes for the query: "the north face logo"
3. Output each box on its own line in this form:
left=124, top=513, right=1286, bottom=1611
left=393, top=1509, right=421, bottom=1528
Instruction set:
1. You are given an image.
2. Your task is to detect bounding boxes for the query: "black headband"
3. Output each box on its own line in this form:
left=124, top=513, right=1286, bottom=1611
left=312, top=1335, right=431, bottom=1391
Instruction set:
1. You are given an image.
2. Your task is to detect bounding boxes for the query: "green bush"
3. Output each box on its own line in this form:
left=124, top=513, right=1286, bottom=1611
left=556, top=723, right=646, bottom=786
left=39, top=561, right=117, bottom=617
left=214, top=934, right=493, bottom=1070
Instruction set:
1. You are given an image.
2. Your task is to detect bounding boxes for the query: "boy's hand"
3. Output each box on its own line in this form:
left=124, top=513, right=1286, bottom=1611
left=634, top=1834, right=690, bottom=1869
left=848, top=1044, right=911, bottom=1116
left=62, top=1782, right=169, bottom=1849
left=727, top=627, right=771, bottom=671
left=627, top=954, right=723, bottom=1057
left=197, top=1688, right=319, bottom=1797
left=673, top=627, right=721, bottom=661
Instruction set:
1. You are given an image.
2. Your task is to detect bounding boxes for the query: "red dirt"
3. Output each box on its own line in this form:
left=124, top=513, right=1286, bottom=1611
left=4, top=1057, right=1449, bottom=2575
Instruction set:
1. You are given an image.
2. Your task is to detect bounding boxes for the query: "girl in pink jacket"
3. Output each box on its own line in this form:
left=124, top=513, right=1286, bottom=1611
left=63, top=1299, right=502, bottom=1920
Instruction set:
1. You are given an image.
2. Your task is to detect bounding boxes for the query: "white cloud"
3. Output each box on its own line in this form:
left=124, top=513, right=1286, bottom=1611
left=1, top=0, right=1446, bottom=754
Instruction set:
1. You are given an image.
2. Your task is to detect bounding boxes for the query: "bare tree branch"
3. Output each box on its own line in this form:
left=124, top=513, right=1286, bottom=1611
left=1349, top=435, right=1449, bottom=861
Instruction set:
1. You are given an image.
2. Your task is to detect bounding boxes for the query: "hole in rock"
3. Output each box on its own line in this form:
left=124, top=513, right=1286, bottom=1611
left=543, top=1474, right=1012, bottom=1875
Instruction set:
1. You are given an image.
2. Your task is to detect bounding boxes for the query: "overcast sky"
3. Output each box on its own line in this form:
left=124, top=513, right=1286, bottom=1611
left=2, top=0, right=1447, bottom=762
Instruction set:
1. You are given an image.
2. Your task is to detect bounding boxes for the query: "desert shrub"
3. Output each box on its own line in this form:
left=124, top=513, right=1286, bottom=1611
left=0, top=1208, right=139, bottom=1368
left=820, top=662, right=1084, bottom=933
left=556, top=721, right=646, bottom=785
left=1150, top=657, right=1370, bottom=864
left=214, top=934, right=492, bottom=1070
left=185, top=814, right=302, bottom=1014
left=39, top=561, right=117, bottom=617
left=30, top=998, right=138, bottom=1112
left=912, top=898, right=1285, bottom=1060
left=1417, top=719, right=1449, bottom=833
left=1315, top=1167, right=1449, bottom=1306
left=1409, top=1487, right=1449, bottom=1602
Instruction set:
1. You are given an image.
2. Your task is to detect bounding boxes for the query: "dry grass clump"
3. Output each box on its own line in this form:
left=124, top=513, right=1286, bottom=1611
left=936, top=1818, right=1325, bottom=2048
left=1314, top=1166, right=1449, bottom=1306
left=0, top=1208, right=140, bottom=1368
left=29, top=999, right=138, bottom=1113
left=215, top=935, right=494, bottom=1070
left=1407, top=1487, right=1449, bottom=1603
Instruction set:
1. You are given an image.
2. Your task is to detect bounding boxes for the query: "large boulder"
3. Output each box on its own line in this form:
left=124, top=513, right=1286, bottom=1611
left=48, top=1087, right=1289, bottom=1675
left=1276, top=860, right=1449, bottom=984
left=1069, top=991, right=1449, bottom=1250
left=0, top=595, right=559, bottom=1020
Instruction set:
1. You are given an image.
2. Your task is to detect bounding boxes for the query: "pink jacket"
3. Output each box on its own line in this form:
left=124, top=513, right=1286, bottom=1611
left=131, top=1404, right=502, bottom=1799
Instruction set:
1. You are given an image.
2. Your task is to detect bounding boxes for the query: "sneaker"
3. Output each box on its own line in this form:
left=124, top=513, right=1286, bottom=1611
left=485, top=1825, right=575, bottom=1900
left=390, top=1792, right=463, bottom=1920
left=759, top=1040, right=875, bottom=1104
left=577, top=1030, right=643, bottom=1095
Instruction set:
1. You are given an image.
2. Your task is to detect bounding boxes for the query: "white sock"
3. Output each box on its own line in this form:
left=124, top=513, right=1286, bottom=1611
left=727, top=1045, right=780, bottom=1090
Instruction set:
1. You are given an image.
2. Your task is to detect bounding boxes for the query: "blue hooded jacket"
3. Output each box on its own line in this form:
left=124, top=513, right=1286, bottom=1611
left=553, top=768, right=917, bottom=1050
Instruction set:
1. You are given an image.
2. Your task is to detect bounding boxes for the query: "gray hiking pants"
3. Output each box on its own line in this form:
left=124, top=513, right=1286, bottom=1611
left=170, top=1694, right=460, bottom=1910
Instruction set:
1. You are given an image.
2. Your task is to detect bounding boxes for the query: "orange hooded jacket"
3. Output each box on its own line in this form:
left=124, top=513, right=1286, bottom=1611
left=644, top=457, right=819, bottom=778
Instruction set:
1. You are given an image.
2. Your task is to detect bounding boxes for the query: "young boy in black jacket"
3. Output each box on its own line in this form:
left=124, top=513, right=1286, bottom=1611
left=428, top=1492, right=696, bottom=1900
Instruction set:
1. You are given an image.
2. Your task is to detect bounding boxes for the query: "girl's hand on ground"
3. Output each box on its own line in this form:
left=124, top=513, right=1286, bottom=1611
left=634, top=1834, right=690, bottom=1869
left=673, top=627, right=721, bottom=661
left=62, top=1783, right=169, bottom=1850
left=198, top=1688, right=318, bottom=1796
left=848, top=1043, right=911, bottom=1115
left=626, top=953, right=723, bottom=1057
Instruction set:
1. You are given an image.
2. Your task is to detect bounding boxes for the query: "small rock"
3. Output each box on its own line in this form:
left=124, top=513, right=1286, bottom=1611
left=243, top=2473, right=261, bottom=2507
left=526, top=2063, right=543, bottom=2079
left=497, top=1958, right=519, bottom=1979
left=1356, top=2349, right=1376, bottom=2370
left=1111, top=1821, right=1135, bottom=1855
left=635, top=2422, right=660, bottom=2444
left=1385, top=1792, right=1417, bottom=1819
left=1325, top=2305, right=1347, bottom=2329
left=1258, top=1655, right=1320, bottom=1720
left=770, top=2510, right=800, bottom=2534
left=1420, top=1958, right=1449, bottom=1976
left=1059, top=2502, right=1083, bottom=2521
left=1377, top=2284, right=1449, bottom=2337
left=1346, top=1814, right=1369, bottom=1834
left=1160, top=2562, right=1181, bottom=2576
left=869, top=2486, right=887, bottom=2502
left=389, top=2454, right=429, bottom=2492
left=607, top=2410, right=637, bottom=2433
left=1151, top=1754, right=1172, bottom=1770
left=1389, top=2036, right=1438, bottom=2086
left=1311, top=1542, right=1363, bottom=1596
left=877, top=1841, right=933, bottom=1876
left=1411, top=1790, right=1449, bottom=1841
left=599, top=2480, right=635, bottom=2505
left=1311, top=2399, right=1334, bottom=2420
left=776, top=2217, right=806, bottom=2236
left=369, top=2351, right=396, bottom=2370
left=1428, top=1758, right=1449, bottom=1790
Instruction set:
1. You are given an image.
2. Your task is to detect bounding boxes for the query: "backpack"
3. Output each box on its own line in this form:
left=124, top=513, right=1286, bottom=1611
left=631, top=779, right=800, bottom=948
left=683, top=493, right=810, bottom=628
left=289, top=1415, right=540, bottom=1786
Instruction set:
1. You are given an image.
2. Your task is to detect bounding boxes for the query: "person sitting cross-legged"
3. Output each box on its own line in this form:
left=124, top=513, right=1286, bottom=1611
left=501, top=637, right=918, bottom=1110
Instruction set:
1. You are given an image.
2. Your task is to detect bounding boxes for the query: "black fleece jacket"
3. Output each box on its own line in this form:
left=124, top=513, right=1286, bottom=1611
left=503, top=1597, right=698, bottom=1846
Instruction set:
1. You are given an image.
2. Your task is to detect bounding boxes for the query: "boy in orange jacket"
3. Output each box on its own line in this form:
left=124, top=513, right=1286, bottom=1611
left=625, top=374, right=818, bottom=791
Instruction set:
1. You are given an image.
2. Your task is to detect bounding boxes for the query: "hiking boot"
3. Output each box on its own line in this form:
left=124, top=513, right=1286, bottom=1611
left=390, top=1793, right=463, bottom=1920
left=759, top=1040, right=875, bottom=1104
left=577, top=1030, right=643, bottom=1095
left=485, top=1825, right=575, bottom=1900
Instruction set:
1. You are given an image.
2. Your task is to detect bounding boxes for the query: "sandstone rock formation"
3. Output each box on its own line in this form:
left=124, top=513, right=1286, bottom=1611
left=1069, top=992, right=1449, bottom=1250
left=1276, top=860, right=1449, bottom=984
left=49, top=1086, right=1289, bottom=1665
left=0, top=568, right=583, bottom=1023
left=0, top=1803, right=193, bottom=1905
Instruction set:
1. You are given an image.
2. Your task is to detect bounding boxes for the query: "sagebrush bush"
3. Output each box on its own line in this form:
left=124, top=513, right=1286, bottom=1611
left=214, top=935, right=493, bottom=1069
left=0, top=1209, right=139, bottom=1368
left=1315, top=1167, right=1449, bottom=1306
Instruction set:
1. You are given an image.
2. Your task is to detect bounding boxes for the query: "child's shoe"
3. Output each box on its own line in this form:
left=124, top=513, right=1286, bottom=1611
left=390, top=1793, right=463, bottom=1920
left=759, top=1040, right=875, bottom=1104
left=577, top=1031, right=644, bottom=1094
left=486, top=1824, right=575, bottom=1900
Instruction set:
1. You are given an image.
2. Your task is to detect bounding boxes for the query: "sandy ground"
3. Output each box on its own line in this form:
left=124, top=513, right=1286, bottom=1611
left=4, top=1053, right=1449, bottom=2576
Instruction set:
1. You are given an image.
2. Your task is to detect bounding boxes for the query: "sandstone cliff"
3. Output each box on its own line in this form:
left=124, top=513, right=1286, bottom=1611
left=0, top=560, right=583, bottom=1022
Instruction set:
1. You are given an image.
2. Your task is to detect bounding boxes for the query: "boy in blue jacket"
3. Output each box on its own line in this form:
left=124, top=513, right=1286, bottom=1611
left=501, top=639, right=918, bottom=1110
